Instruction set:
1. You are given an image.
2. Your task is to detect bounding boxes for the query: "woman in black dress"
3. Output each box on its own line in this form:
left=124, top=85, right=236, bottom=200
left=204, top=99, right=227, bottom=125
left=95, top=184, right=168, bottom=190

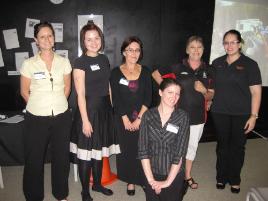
left=110, top=36, right=152, bottom=195
left=70, top=22, right=120, bottom=201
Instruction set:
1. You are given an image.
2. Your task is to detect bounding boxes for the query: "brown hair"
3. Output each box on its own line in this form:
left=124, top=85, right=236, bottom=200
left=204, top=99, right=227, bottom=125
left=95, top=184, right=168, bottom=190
left=80, top=22, right=104, bottom=54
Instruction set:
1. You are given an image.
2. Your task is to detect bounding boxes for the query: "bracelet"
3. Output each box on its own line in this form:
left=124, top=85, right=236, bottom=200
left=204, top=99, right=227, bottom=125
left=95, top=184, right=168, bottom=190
left=250, top=114, right=258, bottom=119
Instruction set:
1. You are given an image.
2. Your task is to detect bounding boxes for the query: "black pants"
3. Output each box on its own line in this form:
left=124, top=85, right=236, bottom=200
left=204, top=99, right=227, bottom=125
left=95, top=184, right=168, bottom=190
left=144, top=171, right=185, bottom=201
left=211, top=113, right=248, bottom=185
left=23, top=110, right=71, bottom=201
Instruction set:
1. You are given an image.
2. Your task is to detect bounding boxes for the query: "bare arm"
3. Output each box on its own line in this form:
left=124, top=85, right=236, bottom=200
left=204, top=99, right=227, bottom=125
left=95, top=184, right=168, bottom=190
left=152, top=70, right=163, bottom=85
left=244, top=84, right=262, bottom=134
left=141, top=159, right=155, bottom=185
left=20, top=75, right=31, bottom=103
left=64, top=73, right=71, bottom=98
left=73, top=69, right=93, bottom=137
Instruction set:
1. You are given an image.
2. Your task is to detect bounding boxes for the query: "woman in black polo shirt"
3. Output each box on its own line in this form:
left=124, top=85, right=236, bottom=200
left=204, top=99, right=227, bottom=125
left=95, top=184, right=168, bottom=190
left=152, top=36, right=214, bottom=189
left=138, top=78, right=189, bottom=201
left=211, top=29, right=262, bottom=193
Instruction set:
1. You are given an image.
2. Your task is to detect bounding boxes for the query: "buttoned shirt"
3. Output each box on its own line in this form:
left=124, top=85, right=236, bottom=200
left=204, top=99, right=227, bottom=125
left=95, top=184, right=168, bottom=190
left=20, top=53, right=72, bottom=116
left=138, top=107, right=190, bottom=175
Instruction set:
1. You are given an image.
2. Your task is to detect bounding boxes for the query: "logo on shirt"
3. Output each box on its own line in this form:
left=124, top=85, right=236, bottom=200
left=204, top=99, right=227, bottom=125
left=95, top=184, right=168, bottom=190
left=202, top=72, right=207, bottom=78
left=180, top=72, right=188, bottom=75
left=236, top=65, right=244, bottom=70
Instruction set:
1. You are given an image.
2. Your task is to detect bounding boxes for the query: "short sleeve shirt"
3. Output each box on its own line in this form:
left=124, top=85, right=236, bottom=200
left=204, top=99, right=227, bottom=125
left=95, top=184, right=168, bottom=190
left=73, top=54, right=110, bottom=98
left=20, top=53, right=72, bottom=116
left=211, top=54, right=262, bottom=115
left=158, top=59, right=214, bottom=125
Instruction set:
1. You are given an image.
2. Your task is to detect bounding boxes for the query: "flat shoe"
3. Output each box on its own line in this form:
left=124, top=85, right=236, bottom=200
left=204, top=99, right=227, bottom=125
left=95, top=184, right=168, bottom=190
left=216, top=183, right=225, bottom=189
left=231, top=186, right=240, bottom=194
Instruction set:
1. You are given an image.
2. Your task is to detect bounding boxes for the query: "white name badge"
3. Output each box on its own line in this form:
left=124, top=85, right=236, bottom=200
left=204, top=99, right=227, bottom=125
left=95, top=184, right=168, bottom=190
left=90, top=64, right=100, bottom=71
left=33, top=72, right=46, bottom=80
left=166, top=123, right=179, bottom=134
left=119, top=78, right=129, bottom=86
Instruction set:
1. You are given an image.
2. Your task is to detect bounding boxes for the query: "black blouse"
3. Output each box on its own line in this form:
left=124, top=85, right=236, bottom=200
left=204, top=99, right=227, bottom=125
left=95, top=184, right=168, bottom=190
left=138, top=107, right=190, bottom=175
left=110, top=66, right=152, bottom=120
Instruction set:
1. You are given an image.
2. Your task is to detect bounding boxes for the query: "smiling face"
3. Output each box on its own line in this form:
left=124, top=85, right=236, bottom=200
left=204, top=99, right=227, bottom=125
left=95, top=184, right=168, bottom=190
left=159, top=84, right=181, bottom=108
left=186, top=40, right=204, bottom=61
left=84, top=30, right=102, bottom=56
left=123, top=42, right=141, bottom=64
left=223, top=33, right=241, bottom=56
left=35, top=27, right=55, bottom=51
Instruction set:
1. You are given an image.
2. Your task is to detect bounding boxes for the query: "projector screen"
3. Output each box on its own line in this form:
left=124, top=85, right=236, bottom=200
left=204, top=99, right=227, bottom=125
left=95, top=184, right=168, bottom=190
left=210, top=0, right=268, bottom=86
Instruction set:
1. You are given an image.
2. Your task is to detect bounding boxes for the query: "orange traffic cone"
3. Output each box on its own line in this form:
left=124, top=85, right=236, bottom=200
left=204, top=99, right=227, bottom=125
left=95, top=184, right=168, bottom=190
left=90, top=157, right=117, bottom=186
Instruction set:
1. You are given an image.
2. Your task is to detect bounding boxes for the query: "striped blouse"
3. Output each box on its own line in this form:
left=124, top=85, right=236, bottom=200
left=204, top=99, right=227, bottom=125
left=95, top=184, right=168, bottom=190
left=138, top=107, right=190, bottom=175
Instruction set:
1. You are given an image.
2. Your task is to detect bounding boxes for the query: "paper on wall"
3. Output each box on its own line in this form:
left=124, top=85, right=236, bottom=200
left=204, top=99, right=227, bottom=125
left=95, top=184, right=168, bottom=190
left=3, top=29, right=20, bottom=49
left=25, top=18, right=40, bottom=38
left=15, top=52, right=29, bottom=72
left=31, top=42, right=39, bottom=55
left=55, top=50, right=68, bottom=58
left=52, top=23, right=63, bottom=42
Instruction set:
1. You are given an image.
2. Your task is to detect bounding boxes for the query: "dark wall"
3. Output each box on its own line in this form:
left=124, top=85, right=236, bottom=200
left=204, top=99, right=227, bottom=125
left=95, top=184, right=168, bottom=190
left=0, top=0, right=267, bottom=138
left=0, top=0, right=215, bottom=110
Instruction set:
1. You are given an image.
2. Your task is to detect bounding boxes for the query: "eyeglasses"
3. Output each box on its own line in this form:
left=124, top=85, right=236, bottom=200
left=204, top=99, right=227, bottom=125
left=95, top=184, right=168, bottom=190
left=223, top=41, right=240, bottom=46
left=125, top=48, right=141, bottom=54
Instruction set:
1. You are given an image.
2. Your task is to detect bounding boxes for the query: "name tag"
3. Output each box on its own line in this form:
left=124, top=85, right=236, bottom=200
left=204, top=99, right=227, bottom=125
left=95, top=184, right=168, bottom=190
left=90, top=64, right=100, bottom=71
left=166, top=123, right=179, bottom=134
left=33, top=72, right=46, bottom=80
left=119, top=78, right=129, bottom=86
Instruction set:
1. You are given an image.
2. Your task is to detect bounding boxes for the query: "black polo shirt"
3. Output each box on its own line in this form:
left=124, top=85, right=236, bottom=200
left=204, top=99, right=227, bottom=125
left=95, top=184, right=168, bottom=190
left=158, top=59, right=214, bottom=125
left=211, top=54, right=262, bottom=115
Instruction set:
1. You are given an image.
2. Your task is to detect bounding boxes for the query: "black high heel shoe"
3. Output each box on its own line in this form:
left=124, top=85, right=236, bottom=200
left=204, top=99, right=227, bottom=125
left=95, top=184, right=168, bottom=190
left=216, top=183, right=226, bottom=189
left=231, top=186, right=240, bottom=194
left=127, top=184, right=135, bottom=196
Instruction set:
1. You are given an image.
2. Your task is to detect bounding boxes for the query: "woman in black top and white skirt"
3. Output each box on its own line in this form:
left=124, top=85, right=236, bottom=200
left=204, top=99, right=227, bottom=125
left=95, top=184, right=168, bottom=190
left=70, top=22, right=120, bottom=201
left=138, top=78, right=190, bottom=201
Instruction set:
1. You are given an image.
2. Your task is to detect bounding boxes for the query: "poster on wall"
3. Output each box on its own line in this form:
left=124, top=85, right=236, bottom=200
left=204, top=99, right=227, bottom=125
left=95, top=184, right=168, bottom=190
left=3, top=29, right=20, bottom=49
left=52, top=23, right=63, bottom=42
left=15, top=52, right=29, bottom=72
left=77, top=14, right=103, bottom=56
left=25, top=18, right=40, bottom=38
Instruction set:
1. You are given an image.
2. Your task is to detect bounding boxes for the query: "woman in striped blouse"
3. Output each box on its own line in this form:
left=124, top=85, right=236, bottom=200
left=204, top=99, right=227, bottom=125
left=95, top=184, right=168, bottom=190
left=138, top=78, right=190, bottom=201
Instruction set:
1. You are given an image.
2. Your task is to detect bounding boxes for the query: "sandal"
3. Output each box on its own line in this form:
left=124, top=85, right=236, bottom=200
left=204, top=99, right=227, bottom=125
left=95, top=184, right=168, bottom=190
left=186, top=177, right=198, bottom=189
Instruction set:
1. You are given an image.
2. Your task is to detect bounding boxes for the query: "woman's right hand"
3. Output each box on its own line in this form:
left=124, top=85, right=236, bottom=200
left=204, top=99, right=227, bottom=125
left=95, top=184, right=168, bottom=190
left=122, top=116, right=135, bottom=131
left=82, top=120, right=93, bottom=137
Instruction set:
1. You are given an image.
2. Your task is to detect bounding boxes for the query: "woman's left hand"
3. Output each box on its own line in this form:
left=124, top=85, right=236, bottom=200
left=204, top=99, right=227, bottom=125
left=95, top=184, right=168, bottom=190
left=132, top=118, right=141, bottom=131
left=194, top=80, right=207, bottom=95
left=150, top=180, right=169, bottom=194
left=244, top=116, right=257, bottom=134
